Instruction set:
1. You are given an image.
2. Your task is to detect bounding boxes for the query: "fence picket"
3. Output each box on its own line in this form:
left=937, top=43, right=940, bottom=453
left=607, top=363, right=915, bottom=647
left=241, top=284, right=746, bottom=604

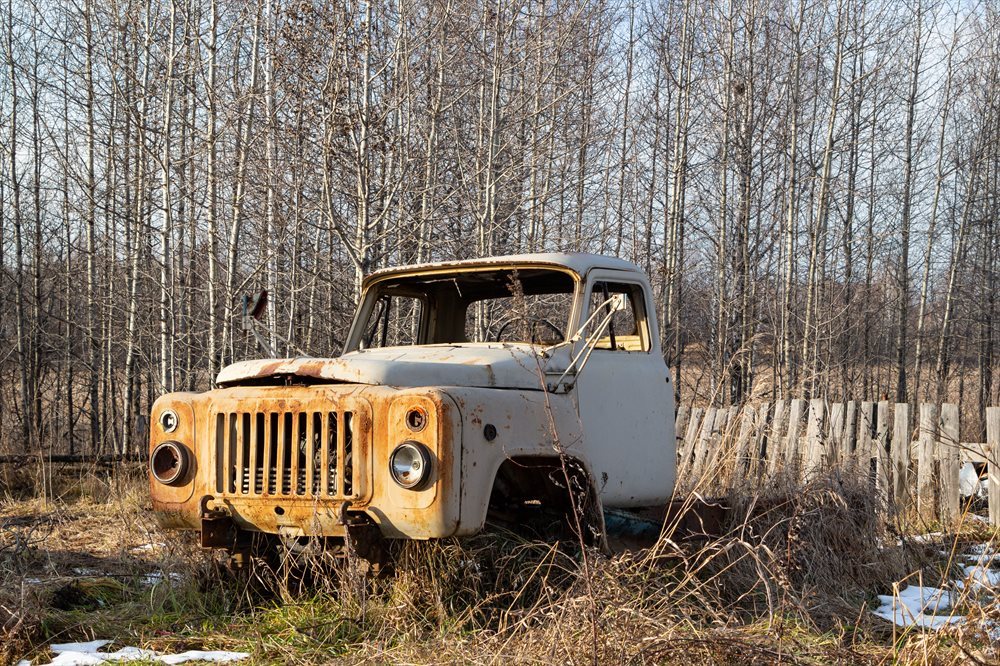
left=689, top=407, right=717, bottom=486
left=843, top=401, right=858, bottom=463
left=917, top=403, right=938, bottom=519
left=805, top=399, right=825, bottom=476
left=785, top=399, right=805, bottom=476
left=987, top=408, right=1000, bottom=526
left=734, top=404, right=756, bottom=477
left=874, top=401, right=890, bottom=496
left=828, top=403, right=845, bottom=468
left=766, top=400, right=787, bottom=477
left=891, top=403, right=910, bottom=509
left=675, top=406, right=689, bottom=443
left=679, top=407, right=704, bottom=484
left=859, top=402, right=874, bottom=481
left=939, top=404, right=960, bottom=524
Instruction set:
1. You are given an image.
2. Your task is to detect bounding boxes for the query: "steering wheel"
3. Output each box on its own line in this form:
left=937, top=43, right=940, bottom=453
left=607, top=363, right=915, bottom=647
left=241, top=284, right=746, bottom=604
left=494, top=316, right=565, bottom=344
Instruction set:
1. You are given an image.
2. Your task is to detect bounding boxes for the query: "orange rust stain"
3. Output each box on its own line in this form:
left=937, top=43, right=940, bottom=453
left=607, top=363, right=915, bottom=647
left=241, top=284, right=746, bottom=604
left=258, top=360, right=285, bottom=377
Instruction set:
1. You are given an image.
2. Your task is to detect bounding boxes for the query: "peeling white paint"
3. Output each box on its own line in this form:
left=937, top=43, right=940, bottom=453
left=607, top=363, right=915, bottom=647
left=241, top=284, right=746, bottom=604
left=217, top=343, right=571, bottom=390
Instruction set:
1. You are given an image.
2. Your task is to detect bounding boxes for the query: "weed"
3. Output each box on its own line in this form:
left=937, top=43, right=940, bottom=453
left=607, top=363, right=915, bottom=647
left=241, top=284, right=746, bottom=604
left=4, top=469, right=999, bottom=665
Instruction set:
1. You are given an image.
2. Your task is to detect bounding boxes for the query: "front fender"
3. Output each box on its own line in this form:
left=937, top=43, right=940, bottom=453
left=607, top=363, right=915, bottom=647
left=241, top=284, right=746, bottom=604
left=443, top=387, right=586, bottom=535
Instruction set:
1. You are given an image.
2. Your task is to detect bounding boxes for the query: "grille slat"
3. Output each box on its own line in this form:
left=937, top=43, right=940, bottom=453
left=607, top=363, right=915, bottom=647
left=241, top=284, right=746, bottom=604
left=327, top=413, right=337, bottom=495
left=335, top=412, right=345, bottom=497
left=234, top=413, right=245, bottom=496
left=215, top=408, right=357, bottom=498
left=262, top=413, right=273, bottom=494
left=276, top=413, right=286, bottom=494
left=289, top=413, right=300, bottom=495
left=221, top=414, right=232, bottom=493
left=344, top=412, right=353, bottom=496
left=305, top=414, right=315, bottom=496
left=248, top=414, right=259, bottom=495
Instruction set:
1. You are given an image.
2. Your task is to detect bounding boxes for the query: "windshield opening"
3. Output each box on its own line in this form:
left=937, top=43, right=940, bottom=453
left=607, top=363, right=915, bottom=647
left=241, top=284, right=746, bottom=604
left=354, top=268, right=576, bottom=350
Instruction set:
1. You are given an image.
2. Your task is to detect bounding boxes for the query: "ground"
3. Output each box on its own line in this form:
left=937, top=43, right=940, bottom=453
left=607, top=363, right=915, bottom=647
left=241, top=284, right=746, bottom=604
left=2, top=467, right=1000, bottom=665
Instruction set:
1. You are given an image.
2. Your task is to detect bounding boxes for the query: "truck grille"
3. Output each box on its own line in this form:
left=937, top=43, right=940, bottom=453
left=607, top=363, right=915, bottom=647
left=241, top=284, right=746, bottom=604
left=214, top=410, right=357, bottom=498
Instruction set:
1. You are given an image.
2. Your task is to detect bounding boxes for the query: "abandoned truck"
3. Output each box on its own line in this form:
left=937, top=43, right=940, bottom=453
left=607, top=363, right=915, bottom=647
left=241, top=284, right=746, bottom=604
left=148, top=253, right=676, bottom=558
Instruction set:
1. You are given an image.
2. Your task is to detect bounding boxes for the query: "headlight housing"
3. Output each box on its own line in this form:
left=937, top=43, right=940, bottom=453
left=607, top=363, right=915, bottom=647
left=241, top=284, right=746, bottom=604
left=389, top=441, right=431, bottom=490
left=150, top=440, right=188, bottom=485
left=160, top=409, right=178, bottom=433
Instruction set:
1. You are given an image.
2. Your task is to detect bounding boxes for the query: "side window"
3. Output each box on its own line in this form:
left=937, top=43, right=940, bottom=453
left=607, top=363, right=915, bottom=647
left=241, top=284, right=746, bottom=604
left=360, top=293, right=424, bottom=349
left=586, top=282, right=647, bottom=352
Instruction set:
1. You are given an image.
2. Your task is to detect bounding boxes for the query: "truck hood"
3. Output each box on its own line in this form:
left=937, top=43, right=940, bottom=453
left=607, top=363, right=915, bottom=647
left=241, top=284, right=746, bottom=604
left=215, top=344, right=569, bottom=390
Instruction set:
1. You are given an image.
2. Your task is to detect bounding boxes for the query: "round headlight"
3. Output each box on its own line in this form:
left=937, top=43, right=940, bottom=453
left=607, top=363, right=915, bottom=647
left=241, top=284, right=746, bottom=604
left=150, top=441, right=188, bottom=485
left=160, top=409, right=178, bottom=433
left=389, top=441, right=431, bottom=490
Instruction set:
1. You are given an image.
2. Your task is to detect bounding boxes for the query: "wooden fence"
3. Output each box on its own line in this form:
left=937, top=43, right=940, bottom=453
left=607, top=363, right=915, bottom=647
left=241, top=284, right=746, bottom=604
left=675, top=400, right=1000, bottom=526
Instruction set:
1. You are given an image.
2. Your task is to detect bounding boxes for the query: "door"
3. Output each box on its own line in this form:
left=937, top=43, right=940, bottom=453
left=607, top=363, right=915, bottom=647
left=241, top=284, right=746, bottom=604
left=572, top=270, right=675, bottom=507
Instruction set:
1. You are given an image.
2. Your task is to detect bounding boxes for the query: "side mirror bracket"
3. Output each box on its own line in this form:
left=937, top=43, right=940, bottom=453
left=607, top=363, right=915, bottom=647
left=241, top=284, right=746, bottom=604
left=548, top=292, right=626, bottom=393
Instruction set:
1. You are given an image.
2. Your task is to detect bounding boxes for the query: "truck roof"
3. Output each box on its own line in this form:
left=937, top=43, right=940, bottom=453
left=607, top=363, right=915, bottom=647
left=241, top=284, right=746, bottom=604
left=364, top=252, right=641, bottom=287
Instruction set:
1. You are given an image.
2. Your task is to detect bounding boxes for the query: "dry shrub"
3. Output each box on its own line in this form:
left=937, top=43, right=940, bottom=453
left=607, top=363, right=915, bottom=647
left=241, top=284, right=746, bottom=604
left=0, top=601, right=43, bottom=665
left=0, top=463, right=146, bottom=504
left=392, top=470, right=926, bottom=663
left=699, top=469, right=923, bottom=627
left=241, top=473, right=908, bottom=663
left=1, top=511, right=55, bottom=663
left=0, top=465, right=40, bottom=500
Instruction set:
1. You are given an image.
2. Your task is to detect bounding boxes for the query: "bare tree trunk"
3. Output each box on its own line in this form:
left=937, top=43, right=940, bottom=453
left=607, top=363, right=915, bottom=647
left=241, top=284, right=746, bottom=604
left=665, top=0, right=693, bottom=407
left=264, top=6, right=280, bottom=352
left=895, top=1, right=924, bottom=403
left=934, top=147, right=977, bottom=402
left=222, top=7, right=262, bottom=364
left=781, top=0, right=806, bottom=394
left=5, top=0, right=30, bottom=452
left=124, top=0, right=153, bottom=455
left=352, top=0, right=374, bottom=298
left=159, top=0, right=177, bottom=391
left=84, top=0, right=100, bottom=453
left=913, top=27, right=957, bottom=400
left=60, top=30, right=74, bottom=454
left=802, top=0, right=845, bottom=396
left=206, top=0, right=219, bottom=379
left=614, top=0, right=635, bottom=256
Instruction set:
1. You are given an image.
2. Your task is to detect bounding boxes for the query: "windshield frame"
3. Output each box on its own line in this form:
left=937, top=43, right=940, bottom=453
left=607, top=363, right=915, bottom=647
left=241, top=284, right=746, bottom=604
left=344, top=264, right=583, bottom=353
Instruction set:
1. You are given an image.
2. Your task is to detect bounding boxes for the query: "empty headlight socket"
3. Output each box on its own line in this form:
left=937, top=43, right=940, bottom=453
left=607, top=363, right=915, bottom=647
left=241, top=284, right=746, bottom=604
left=150, top=441, right=188, bottom=485
left=405, top=407, right=427, bottom=432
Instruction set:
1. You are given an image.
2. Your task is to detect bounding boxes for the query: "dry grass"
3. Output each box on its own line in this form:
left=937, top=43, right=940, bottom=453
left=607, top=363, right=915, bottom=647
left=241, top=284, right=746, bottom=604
left=2, top=467, right=999, bottom=665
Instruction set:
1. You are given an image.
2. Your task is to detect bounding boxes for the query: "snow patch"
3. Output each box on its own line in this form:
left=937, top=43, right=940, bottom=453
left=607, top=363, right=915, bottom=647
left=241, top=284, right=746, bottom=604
left=23, top=640, right=248, bottom=665
left=141, top=572, right=184, bottom=587
left=959, top=463, right=987, bottom=499
left=871, top=586, right=961, bottom=629
left=873, top=543, right=1000, bottom=632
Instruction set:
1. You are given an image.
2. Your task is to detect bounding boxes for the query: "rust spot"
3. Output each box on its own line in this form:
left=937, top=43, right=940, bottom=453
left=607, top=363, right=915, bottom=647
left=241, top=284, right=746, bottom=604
left=258, top=360, right=284, bottom=377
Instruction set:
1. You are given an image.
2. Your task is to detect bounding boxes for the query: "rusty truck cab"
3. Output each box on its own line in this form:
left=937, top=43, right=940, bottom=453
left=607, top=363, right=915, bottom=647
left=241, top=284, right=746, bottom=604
left=148, top=253, right=675, bottom=556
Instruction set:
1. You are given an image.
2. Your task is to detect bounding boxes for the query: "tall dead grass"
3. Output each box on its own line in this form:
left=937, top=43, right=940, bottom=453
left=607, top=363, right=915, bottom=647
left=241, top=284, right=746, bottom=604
left=209, top=469, right=948, bottom=664
left=4, top=465, right=995, bottom=665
